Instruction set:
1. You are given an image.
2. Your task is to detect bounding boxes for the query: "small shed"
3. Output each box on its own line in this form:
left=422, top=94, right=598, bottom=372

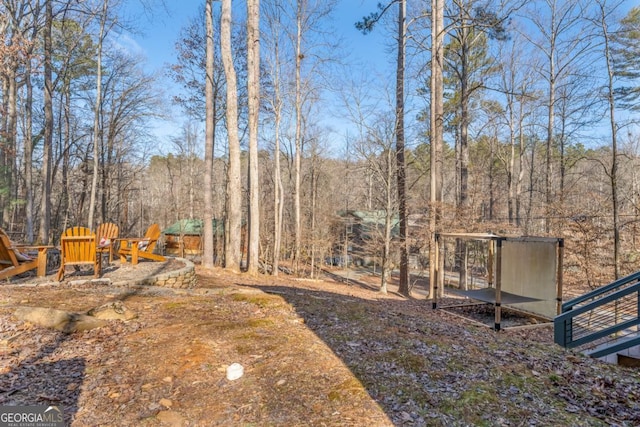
left=162, top=218, right=224, bottom=258
left=162, top=219, right=224, bottom=257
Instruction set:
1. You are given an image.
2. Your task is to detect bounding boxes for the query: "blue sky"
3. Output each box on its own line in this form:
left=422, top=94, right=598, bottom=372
left=124, top=0, right=392, bottom=70
left=118, top=0, right=396, bottom=152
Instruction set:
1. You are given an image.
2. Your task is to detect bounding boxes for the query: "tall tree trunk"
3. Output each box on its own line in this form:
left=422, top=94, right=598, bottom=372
left=0, top=74, right=7, bottom=228
left=88, top=0, right=109, bottom=230
left=39, top=0, right=53, bottom=243
left=293, top=0, right=303, bottom=273
left=459, top=13, right=470, bottom=214
left=4, top=63, right=17, bottom=229
left=516, top=85, right=526, bottom=228
left=203, top=0, right=215, bottom=269
left=455, top=5, right=472, bottom=290
left=221, top=0, right=242, bottom=271
left=272, top=31, right=284, bottom=277
left=489, top=136, right=496, bottom=220
left=24, top=59, right=34, bottom=243
left=246, top=0, right=260, bottom=274
left=382, top=149, right=395, bottom=295
left=0, top=74, right=6, bottom=223
left=429, top=0, right=444, bottom=299
left=396, top=0, right=410, bottom=296
left=310, top=162, right=317, bottom=279
left=526, top=138, right=536, bottom=234
left=507, top=99, right=515, bottom=224
left=545, top=13, right=556, bottom=235
left=63, top=89, right=72, bottom=232
left=598, top=2, right=620, bottom=278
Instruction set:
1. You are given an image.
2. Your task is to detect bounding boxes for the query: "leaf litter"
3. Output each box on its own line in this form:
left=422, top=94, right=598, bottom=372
left=0, top=265, right=638, bottom=426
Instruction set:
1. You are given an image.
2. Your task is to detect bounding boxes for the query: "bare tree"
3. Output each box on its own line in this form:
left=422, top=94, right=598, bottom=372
left=246, top=0, right=260, bottom=274
left=496, top=30, right=539, bottom=226
left=520, top=0, right=592, bottom=233
left=0, top=0, right=44, bottom=233
left=355, top=0, right=410, bottom=294
left=593, top=0, right=624, bottom=278
left=293, top=0, right=304, bottom=271
left=220, top=0, right=242, bottom=271
left=263, top=0, right=285, bottom=276
left=430, top=0, right=445, bottom=299
left=88, top=0, right=118, bottom=230
left=289, top=0, right=336, bottom=273
left=353, top=116, right=398, bottom=294
left=203, top=0, right=215, bottom=268
left=26, top=1, right=45, bottom=242
left=396, top=0, right=410, bottom=296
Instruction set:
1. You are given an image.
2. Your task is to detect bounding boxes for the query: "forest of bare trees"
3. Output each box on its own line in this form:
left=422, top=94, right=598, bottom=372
left=2, top=0, right=640, bottom=292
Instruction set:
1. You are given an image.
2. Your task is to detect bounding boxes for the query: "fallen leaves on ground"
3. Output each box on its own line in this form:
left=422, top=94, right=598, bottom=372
left=0, top=266, right=638, bottom=426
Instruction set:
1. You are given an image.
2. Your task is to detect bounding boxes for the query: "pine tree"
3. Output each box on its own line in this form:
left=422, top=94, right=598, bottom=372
left=613, top=6, right=640, bottom=110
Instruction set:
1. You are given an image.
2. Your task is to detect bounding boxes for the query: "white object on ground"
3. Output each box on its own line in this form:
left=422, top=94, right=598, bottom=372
left=226, top=363, right=244, bottom=381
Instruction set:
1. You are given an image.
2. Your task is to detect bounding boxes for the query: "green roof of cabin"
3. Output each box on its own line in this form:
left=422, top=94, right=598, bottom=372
left=163, top=219, right=224, bottom=236
left=338, top=210, right=400, bottom=226
left=337, top=210, right=401, bottom=237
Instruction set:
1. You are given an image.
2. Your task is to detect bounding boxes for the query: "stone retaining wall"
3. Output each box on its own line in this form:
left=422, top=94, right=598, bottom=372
left=111, top=258, right=197, bottom=289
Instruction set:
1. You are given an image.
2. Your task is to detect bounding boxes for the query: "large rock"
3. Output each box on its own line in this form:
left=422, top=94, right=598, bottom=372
left=14, top=306, right=107, bottom=333
left=14, top=301, right=136, bottom=332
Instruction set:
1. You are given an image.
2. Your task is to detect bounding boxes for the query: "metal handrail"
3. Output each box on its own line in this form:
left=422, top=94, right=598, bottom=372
left=554, top=276, right=640, bottom=357
left=586, top=334, right=640, bottom=359
left=562, top=270, right=640, bottom=311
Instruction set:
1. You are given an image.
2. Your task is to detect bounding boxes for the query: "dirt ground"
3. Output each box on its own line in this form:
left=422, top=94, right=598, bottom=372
left=1, top=262, right=639, bottom=426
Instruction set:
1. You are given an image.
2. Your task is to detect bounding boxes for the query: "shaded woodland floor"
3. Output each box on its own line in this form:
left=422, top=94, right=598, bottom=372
left=0, top=265, right=639, bottom=426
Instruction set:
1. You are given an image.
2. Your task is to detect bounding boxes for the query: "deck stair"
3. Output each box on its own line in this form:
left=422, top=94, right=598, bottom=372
left=554, top=271, right=640, bottom=365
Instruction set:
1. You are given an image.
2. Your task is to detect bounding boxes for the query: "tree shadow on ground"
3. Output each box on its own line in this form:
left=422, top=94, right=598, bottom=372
left=318, top=267, right=433, bottom=299
left=0, top=258, right=182, bottom=426
left=0, top=333, right=84, bottom=426
left=318, top=269, right=380, bottom=292
left=242, top=282, right=475, bottom=426
left=241, top=278, right=573, bottom=426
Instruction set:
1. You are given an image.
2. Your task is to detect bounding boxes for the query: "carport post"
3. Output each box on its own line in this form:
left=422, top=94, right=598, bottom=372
left=488, top=238, right=494, bottom=288
left=494, top=237, right=503, bottom=331
left=556, top=239, right=564, bottom=315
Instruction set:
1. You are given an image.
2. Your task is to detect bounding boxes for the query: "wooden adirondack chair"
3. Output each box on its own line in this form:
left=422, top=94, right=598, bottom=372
left=0, top=230, right=50, bottom=280
left=96, top=222, right=119, bottom=264
left=118, top=223, right=166, bottom=265
left=56, top=226, right=100, bottom=281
